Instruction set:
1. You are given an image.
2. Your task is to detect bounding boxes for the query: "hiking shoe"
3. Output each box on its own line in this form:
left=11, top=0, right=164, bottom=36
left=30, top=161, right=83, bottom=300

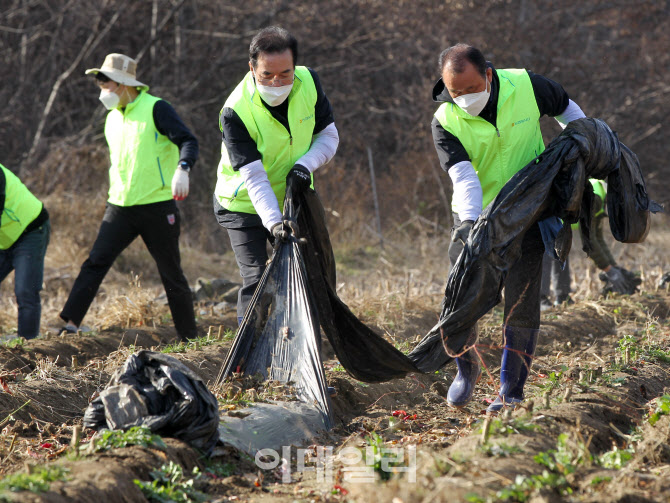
left=540, top=296, right=553, bottom=311
left=59, top=324, right=78, bottom=335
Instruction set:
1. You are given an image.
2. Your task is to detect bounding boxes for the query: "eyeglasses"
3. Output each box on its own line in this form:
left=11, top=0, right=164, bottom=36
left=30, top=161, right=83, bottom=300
left=254, top=74, right=294, bottom=86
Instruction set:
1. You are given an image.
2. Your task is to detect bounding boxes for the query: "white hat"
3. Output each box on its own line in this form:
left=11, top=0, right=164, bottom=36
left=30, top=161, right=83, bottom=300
left=85, top=53, right=148, bottom=89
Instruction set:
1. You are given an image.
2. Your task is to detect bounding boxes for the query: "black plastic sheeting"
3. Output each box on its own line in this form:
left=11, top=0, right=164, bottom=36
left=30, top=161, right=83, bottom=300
left=408, top=118, right=662, bottom=372
left=83, top=351, right=220, bottom=455
left=217, top=180, right=421, bottom=430
left=294, top=187, right=421, bottom=383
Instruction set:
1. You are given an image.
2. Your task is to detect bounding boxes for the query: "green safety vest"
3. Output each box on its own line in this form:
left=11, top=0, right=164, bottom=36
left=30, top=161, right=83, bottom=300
left=0, top=165, right=43, bottom=250
left=105, top=91, right=179, bottom=206
left=214, top=66, right=317, bottom=214
left=590, top=179, right=606, bottom=217
left=434, top=68, right=545, bottom=213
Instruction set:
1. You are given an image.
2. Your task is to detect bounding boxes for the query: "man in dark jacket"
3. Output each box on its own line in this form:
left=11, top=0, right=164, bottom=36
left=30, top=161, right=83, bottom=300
left=60, top=53, right=198, bottom=341
left=0, top=164, right=50, bottom=339
left=432, top=44, right=586, bottom=412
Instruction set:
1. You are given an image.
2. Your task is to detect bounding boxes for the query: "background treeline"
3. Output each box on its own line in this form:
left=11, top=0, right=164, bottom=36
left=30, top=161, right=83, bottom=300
left=1, top=0, right=668, bottom=252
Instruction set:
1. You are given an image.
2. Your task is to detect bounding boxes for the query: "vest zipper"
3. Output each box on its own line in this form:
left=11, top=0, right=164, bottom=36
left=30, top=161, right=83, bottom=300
left=495, top=127, right=501, bottom=137
left=290, top=135, right=293, bottom=145
left=230, top=181, right=245, bottom=202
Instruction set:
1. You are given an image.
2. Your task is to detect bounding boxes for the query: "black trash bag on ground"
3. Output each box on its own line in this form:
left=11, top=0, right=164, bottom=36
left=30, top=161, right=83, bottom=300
left=83, top=350, right=220, bottom=454
left=408, top=118, right=662, bottom=372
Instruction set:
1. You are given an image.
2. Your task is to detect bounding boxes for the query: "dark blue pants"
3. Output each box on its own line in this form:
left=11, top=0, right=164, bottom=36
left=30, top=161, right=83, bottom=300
left=0, top=220, right=50, bottom=338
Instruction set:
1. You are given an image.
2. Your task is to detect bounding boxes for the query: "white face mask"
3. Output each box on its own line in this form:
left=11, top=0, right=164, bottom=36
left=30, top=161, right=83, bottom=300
left=99, top=88, right=120, bottom=110
left=453, top=78, right=490, bottom=117
left=256, top=82, right=293, bottom=107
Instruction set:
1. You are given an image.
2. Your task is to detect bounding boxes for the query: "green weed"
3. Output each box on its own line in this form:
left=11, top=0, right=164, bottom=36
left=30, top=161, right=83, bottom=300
left=478, top=442, right=523, bottom=458
left=0, top=465, right=70, bottom=494
left=134, top=461, right=206, bottom=502
left=597, top=445, right=634, bottom=469
left=1, top=338, right=23, bottom=349
left=364, top=432, right=403, bottom=481
left=161, top=333, right=225, bottom=354
left=92, top=426, right=165, bottom=452
left=649, top=395, right=670, bottom=426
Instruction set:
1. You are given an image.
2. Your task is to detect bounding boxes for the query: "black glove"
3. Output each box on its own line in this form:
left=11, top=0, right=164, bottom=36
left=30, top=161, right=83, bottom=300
left=270, top=219, right=300, bottom=244
left=286, top=164, right=311, bottom=194
left=451, top=220, right=474, bottom=244
left=599, top=266, right=639, bottom=295
left=271, top=221, right=290, bottom=243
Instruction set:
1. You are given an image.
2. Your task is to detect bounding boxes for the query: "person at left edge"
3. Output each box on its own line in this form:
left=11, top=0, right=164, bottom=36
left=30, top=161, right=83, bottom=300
left=213, top=26, right=339, bottom=325
left=0, top=164, right=50, bottom=339
left=59, top=53, right=198, bottom=341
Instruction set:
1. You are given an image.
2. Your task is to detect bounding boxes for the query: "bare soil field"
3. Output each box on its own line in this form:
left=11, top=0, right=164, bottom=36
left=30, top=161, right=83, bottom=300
left=0, top=246, right=670, bottom=502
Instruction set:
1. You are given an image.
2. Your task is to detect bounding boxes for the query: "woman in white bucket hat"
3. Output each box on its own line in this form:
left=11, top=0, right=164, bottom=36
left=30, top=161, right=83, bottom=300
left=60, top=53, right=199, bottom=341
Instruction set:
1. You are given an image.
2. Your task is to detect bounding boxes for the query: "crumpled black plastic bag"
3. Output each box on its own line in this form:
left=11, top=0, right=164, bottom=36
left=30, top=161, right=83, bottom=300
left=83, top=350, right=220, bottom=455
left=408, top=118, right=662, bottom=372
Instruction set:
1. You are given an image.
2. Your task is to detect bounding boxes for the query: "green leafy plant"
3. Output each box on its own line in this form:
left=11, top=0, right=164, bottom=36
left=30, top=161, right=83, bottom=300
left=134, top=462, right=206, bottom=502
left=364, top=432, right=403, bottom=481
left=483, top=416, right=541, bottom=437
left=0, top=465, right=70, bottom=493
left=649, top=395, right=670, bottom=426
left=496, top=471, right=572, bottom=502
left=534, top=433, right=589, bottom=475
left=161, top=333, right=224, bottom=354
left=92, top=426, right=166, bottom=452
left=596, top=445, right=633, bottom=469
left=478, top=442, right=523, bottom=458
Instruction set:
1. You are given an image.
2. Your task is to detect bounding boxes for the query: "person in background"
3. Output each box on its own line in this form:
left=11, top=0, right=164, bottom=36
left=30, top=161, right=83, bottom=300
left=60, top=53, right=198, bottom=341
left=0, top=164, right=50, bottom=339
left=540, top=178, right=640, bottom=309
left=432, top=44, right=587, bottom=412
left=213, top=26, right=339, bottom=325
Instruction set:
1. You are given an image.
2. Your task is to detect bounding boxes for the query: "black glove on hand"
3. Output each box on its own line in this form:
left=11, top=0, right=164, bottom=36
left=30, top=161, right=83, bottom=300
left=286, top=164, right=311, bottom=194
left=271, top=221, right=290, bottom=243
left=270, top=219, right=300, bottom=244
left=451, top=220, right=474, bottom=244
left=600, top=266, right=639, bottom=295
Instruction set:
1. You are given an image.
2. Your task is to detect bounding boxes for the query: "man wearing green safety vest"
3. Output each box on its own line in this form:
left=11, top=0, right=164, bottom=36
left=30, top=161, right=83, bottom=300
left=0, top=164, right=50, bottom=339
left=541, top=179, right=640, bottom=307
left=213, top=26, right=339, bottom=324
left=60, top=53, right=198, bottom=340
left=431, top=44, right=588, bottom=412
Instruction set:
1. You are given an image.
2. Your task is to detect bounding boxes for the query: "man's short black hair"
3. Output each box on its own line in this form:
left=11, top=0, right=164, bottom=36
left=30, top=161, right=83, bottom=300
left=438, top=44, right=487, bottom=77
left=249, top=26, right=298, bottom=68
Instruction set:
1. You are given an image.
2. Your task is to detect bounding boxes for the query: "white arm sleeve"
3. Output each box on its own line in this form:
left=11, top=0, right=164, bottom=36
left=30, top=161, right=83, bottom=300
left=295, top=123, right=339, bottom=173
left=449, top=160, right=483, bottom=221
left=554, top=99, right=587, bottom=129
left=239, top=160, right=283, bottom=230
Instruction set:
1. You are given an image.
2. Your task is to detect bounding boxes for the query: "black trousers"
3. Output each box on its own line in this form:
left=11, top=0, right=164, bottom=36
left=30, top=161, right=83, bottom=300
left=60, top=200, right=197, bottom=339
left=448, top=216, right=544, bottom=329
left=224, top=225, right=271, bottom=320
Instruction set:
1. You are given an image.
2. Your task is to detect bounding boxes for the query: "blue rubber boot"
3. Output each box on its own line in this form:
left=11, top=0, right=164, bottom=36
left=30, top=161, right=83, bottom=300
left=487, top=326, right=539, bottom=413
left=447, top=347, right=481, bottom=408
